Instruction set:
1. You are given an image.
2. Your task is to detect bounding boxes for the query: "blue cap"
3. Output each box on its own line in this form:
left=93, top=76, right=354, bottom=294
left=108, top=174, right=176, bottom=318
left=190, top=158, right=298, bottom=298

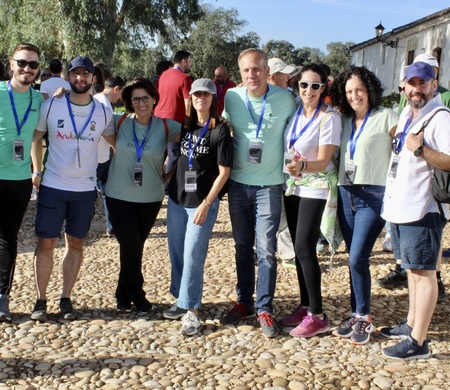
left=404, top=62, right=435, bottom=82
left=69, top=56, right=95, bottom=73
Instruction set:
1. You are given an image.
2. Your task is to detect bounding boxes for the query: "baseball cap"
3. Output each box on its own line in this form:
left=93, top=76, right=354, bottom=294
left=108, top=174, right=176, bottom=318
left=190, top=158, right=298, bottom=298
left=268, top=58, right=295, bottom=75
left=69, top=56, right=95, bottom=73
left=404, top=62, right=435, bottom=82
left=413, top=53, right=439, bottom=69
left=190, top=78, right=216, bottom=95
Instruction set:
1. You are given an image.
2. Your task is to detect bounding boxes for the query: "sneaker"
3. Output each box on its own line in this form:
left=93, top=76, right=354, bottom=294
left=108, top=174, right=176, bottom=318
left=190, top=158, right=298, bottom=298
left=316, top=243, right=329, bottom=256
left=380, top=318, right=412, bottom=339
left=350, top=317, right=374, bottom=345
left=282, top=258, right=296, bottom=269
left=31, top=299, right=47, bottom=321
left=116, top=302, right=132, bottom=314
left=290, top=313, right=330, bottom=338
left=333, top=315, right=358, bottom=338
left=280, top=304, right=308, bottom=327
left=60, top=298, right=78, bottom=320
left=376, top=268, right=407, bottom=289
left=382, top=235, right=393, bottom=252
left=135, top=300, right=152, bottom=315
left=257, top=312, right=279, bottom=338
left=437, top=278, right=445, bottom=303
left=0, top=294, right=11, bottom=322
left=382, top=336, right=430, bottom=360
left=180, top=311, right=202, bottom=336
left=220, top=302, right=255, bottom=325
left=163, top=303, right=188, bottom=320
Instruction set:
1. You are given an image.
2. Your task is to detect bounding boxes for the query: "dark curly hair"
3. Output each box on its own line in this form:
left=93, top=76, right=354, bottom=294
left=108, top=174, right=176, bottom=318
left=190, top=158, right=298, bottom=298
left=121, top=78, right=159, bottom=113
left=330, top=66, right=384, bottom=117
left=299, top=63, right=330, bottom=101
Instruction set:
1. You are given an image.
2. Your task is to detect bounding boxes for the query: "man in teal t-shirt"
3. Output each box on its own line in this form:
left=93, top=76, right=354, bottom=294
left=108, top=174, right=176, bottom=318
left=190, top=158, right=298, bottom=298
left=220, top=48, right=296, bottom=337
left=0, top=43, right=43, bottom=321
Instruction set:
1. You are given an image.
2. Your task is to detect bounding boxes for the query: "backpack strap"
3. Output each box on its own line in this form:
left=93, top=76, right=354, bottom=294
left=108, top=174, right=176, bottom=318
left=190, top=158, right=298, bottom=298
left=116, top=113, right=128, bottom=133
left=419, top=108, right=450, bottom=133
left=46, top=97, right=56, bottom=131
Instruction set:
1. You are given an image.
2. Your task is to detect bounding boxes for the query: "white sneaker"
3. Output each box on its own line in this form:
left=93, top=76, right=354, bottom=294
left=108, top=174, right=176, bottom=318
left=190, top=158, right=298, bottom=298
left=180, top=311, right=202, bottom=336
left=382, top=235, right=393, bottom=252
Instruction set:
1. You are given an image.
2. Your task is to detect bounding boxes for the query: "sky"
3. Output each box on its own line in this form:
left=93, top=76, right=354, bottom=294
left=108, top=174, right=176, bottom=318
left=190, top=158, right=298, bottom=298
left=202, top=0, right=449, bottom=53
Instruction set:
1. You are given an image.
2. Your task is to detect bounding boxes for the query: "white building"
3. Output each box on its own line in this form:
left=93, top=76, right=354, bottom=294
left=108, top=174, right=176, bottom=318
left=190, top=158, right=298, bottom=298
left=348, top=8, right=450, bottom=95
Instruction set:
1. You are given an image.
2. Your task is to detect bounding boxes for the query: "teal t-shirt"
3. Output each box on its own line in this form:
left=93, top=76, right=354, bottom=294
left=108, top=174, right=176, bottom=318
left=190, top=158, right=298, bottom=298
left=223, top=85, right=296, bottom=186
left=105, top=114, right=181, bottom=203
left=0, top=81, right=43, bottom=180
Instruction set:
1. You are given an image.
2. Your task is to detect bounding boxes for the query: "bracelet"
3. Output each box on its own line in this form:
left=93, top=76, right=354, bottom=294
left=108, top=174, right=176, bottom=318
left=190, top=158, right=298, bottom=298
left=203, top=200, right=210, bottom=207
left=298, top=160, right=305, bottom=172
left=33, top=171, right=43, bottom=177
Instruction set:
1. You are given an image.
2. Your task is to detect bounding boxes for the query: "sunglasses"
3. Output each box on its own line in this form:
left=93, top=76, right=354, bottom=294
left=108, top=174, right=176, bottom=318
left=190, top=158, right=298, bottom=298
left=13, top=59, right=40, bottom=70
left=398, top=86, right=405, bottom=93
left=131, top=95, right=152, bottom=105
left=41, top=73, right=52, bottom=78
left=299, top=81, right=325, bottom=90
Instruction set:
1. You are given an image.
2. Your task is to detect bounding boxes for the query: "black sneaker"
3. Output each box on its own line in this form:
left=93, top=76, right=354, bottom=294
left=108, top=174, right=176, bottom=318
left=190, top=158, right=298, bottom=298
left=350, top=317, right=374, bottom=345
left=437, top=278, right=445, bottom=303
left=376, top=269, right=407, bottom=289
left=382, top=336, right=430, bottom=360
left=135, top=300, right=152, bottom=315
left=380, top=318, right=412, bottom=339
left=116, top=302, right=132, bottom=314
left=31, top=299, right=47, bottom=321
left=60, top=298, right=78, bottom=320
left=220, top=302, right=255, bottom=325
left=333, top=315, right=358, bottom=338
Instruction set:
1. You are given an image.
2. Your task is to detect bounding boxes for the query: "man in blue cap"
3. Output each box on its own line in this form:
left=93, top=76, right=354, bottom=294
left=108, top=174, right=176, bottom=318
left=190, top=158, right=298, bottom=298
left=30, top=56, right=115, bottom=321
left=380, top=61, right=450, bottom=360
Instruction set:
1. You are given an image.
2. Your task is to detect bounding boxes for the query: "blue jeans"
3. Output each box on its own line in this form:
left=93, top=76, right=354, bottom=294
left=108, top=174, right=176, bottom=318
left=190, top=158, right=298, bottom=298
left=338, top=185, right=386, bottom=316
left=228, top=180, right=282, bottom=314
left=167, top=197, right=220, bottom=310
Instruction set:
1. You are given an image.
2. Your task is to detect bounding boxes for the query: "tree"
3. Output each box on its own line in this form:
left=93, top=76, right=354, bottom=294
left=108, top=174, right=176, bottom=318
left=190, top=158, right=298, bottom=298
left=323, top=41, right=355, bottom=78
left=263, top=40, right=299, bottom=64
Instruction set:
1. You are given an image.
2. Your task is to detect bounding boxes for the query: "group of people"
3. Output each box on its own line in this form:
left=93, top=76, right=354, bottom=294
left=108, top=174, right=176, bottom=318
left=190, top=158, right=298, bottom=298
left=0, top=43, right=448, bottom=361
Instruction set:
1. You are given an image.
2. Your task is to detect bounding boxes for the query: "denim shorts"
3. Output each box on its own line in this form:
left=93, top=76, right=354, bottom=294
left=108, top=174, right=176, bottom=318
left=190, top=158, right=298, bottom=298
left=35, top=185, right=96, bottom=239
left=391, top=212, right=445, bottom=270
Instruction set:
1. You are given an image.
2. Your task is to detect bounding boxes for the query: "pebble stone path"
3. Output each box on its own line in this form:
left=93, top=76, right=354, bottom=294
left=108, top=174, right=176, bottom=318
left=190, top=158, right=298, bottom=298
left=1, top=195, right=449, bottom=389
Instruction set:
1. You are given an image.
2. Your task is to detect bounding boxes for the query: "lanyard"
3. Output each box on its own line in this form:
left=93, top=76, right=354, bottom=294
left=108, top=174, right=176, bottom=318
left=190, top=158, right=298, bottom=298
left=188, top=119, right=210, bottom=169
left=66, top=93, right=96, bottom=168
left=288, top=100, right=322, bottom=150
left=245, top=85, right=269, bottom=139
left=133, top=116, right=153, bottom=164
left=395, top=115, right=413, bottom=154
left=349, top=109, right=372, bottom=160
left=7, top=81, right=32, bottom=138
left=174, top=66, right=184, bottom=73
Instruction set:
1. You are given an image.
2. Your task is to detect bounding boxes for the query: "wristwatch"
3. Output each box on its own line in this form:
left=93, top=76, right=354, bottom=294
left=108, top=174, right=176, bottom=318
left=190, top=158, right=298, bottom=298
left=414, top=145, right=424, bottom=157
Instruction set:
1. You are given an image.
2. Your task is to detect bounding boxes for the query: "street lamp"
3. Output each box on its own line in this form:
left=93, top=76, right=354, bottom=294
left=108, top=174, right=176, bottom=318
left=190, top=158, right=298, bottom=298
left=374, top=21, right=397, bottom=48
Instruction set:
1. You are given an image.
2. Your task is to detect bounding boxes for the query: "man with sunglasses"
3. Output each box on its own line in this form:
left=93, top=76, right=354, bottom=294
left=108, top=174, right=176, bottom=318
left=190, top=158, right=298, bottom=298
left=0, top=43, right=44, bottom=321
left=30, top=56, right=115, bottom=321
left=40, top=59, right=70, bottom=100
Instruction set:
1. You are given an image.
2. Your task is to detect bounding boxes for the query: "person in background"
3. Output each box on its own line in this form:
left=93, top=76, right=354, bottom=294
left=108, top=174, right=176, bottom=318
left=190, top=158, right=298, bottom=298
left=330, top=66, right=398, bottom=345
left=267, top=58, right=295, bottom=89
left=92, top=66, right=105, bottom=94
left=164, top=78, right=233, bottom=335
left=40, top=59, right=70, bottom=100
left=212, top=65, right=236, bottom=115
left=105, top=78, right=181, bottom=315
left=154, top=60, right=173, bottom=90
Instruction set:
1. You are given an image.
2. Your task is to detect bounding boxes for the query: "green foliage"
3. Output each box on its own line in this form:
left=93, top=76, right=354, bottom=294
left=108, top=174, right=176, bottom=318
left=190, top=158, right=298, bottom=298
left=382, top=92, right=401, bottom=109
left=322, top=41, right=355, bottom=78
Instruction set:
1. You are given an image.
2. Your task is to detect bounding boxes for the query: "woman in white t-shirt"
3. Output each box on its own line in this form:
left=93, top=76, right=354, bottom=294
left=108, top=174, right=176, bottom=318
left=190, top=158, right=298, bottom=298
left=281, top=64, right=342, bottom=338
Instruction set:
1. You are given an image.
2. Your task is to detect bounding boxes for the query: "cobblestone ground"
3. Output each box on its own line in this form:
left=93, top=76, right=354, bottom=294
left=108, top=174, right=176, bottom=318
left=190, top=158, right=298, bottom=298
left=1, top=195, right=449, bottom=389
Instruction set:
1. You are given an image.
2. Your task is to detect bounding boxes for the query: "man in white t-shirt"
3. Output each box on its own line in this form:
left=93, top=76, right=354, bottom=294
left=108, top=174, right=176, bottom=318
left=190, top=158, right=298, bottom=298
left=94, top=75, right=125, bottom=236
left=30, top=56, right=115, bottom=322
left=39, top=59, right=71, bottom=100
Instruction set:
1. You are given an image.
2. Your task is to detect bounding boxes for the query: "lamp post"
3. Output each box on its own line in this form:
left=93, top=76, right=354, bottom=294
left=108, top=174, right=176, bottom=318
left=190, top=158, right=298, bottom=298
left=374, top=21, right=397, bottom=48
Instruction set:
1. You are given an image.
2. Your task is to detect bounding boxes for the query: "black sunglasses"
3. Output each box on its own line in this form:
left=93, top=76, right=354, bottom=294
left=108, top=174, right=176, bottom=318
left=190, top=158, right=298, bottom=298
left=299, top=81, right=325, bottom=90
left=41, top=73, right=52, bottom=78
left=398, top=86, right=405, bottom=93
left=13, top=59, right=40, bottom=70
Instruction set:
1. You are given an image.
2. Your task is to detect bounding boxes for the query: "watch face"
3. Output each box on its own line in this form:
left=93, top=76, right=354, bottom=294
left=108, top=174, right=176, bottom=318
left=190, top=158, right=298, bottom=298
left=414, top=146, right=423, bottom=157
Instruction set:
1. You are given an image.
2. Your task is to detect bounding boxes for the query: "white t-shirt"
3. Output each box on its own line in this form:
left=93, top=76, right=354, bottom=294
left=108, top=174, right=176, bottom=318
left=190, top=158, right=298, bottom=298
left=94, top=93, right=113, bottom=163
left=37, top=95, right=114, bottom=191
left=40, top=77, right=71, bottom=98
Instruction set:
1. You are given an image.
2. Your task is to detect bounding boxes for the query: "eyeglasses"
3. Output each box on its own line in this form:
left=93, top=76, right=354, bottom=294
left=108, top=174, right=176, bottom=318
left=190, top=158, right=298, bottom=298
left=41, top=73, right=52, bottom=78
left=299, top=81, right=325, bottom=90
left=70, top=70, right=91, bottom=77
left=131, top=95, right=152, bottom=105
left=13, top=59, right=40, bottom=70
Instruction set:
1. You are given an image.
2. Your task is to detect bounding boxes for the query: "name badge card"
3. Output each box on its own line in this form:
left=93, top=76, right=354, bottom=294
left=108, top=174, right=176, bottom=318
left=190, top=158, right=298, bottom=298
left=185, top=171, right=197, bottom=192
left=344, top=162, right=357, bottom=185
left=388, top=155, right=400, bottom=178
left=283, top=152, right=294, bottom=174
left=13, top=139, right=24, bottom=161
left=133, top=166, right=143, bottom=187
left=248, top=140, right=263, bottom=163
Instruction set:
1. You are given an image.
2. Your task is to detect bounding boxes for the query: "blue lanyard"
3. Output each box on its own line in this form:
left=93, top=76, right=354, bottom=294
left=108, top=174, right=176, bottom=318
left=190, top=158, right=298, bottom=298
left=188, top=119, right=210, bottom=169
left=288, top=100, right=322, bottom=150
left=245, top=86, right=269, bottom=138
left=65, top=93, right=96, bottom=140
left=133, top=116, right=153, bottom=164
left=349, top=109, right=372, bottom=160
left=174, top=66, right=184, bottom=73
left=395, top=115, right=413, bottom=154
left=7, top=81, right=32, bottom=138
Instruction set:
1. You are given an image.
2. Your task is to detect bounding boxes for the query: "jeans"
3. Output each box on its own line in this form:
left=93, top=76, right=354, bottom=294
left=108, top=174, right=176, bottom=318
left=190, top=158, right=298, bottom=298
left=97, top=160, right=113, bottom=233
left=338, top=185, right=386, bottom=316
left=0, top=179, right=32, bottom=295
left=106, top=196, right=162, bottom=306
left=228, top=180, right=282, bottom=314
left=167, top=197, right=220, bottom=309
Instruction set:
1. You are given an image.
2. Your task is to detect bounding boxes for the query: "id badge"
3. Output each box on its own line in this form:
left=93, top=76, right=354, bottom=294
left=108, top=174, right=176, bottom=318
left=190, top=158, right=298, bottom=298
left=185, top=171, right=197, bottom=192
left=248, top=140, right=263, bottom=163
left=13, top=139, right=24, bottom=161
left=388, top=155, right=400, bottom=178
left=133, top=166, right=143, bottom=187
left=283, top=152, right=294, bottom=174
left=344, top=162, right=357, bottom=185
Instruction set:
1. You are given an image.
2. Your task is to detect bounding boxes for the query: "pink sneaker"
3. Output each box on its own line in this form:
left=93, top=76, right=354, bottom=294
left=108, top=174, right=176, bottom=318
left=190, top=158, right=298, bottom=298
left=280, top=305, right=308, bottom=327
left=289, top=313, right=330, bottom=338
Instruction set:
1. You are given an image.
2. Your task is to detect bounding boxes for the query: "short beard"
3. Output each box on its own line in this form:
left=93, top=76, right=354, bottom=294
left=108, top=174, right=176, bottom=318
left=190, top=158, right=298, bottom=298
left=408, top=91, right=432, bottom=110
left=69, top=81, right=92, bottom=94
